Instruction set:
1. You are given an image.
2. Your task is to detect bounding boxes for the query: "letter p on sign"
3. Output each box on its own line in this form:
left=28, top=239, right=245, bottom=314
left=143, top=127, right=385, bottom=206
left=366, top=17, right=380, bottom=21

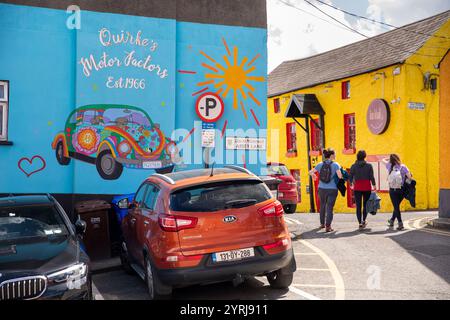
left=196, top=92, right=224, bottom=123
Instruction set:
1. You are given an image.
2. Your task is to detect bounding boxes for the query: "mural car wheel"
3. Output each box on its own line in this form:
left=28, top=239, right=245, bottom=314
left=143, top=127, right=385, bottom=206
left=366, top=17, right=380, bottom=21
left=283, top=204, right=297, bottom=214
left=56, top=142, right=71, bottom=165
left=96, top=150, right=123, bottom=180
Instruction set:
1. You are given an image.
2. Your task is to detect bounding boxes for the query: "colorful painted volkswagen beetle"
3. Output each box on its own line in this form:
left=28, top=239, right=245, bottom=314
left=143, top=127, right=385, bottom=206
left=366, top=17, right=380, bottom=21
left=52, top=105, right=180, bottom=180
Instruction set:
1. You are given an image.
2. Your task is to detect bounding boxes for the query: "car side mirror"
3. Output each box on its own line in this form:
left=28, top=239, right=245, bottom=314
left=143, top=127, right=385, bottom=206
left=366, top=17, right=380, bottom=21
left=118, top=198, right=129, bottom=209
left=75, top=219, right=87, bottom=235
left=128, top=201, right=137, bottom=209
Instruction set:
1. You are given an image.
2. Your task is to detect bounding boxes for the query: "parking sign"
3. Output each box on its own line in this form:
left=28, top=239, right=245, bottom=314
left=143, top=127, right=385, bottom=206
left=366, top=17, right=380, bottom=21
left=195, top=92, right=224, bottom=123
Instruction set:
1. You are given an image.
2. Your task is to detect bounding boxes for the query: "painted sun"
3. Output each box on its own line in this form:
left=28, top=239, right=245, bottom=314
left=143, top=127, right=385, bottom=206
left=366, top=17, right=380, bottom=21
left=197, top=38, right=265, bottom=119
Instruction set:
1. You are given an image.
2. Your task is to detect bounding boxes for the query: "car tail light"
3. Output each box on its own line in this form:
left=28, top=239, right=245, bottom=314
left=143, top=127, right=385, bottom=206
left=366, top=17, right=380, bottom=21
left=158, top=214, right=198, bottom=232
left=262, top=238, right=291, bottom=254
left=258, top=201, right=284, bottom=217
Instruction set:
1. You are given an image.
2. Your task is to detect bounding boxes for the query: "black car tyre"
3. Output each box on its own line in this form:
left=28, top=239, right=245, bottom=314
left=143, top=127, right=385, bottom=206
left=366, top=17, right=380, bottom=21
left=120, top=241, right=133, bottom=275
left=56, top=142, right=71, bottom=165
left=96, top=150, right=123, bottom=180
left=144, top=256, right=172, bottom=300
left=283, top=204, right=297, bottom=214
left=267, top=270, right=294, bottom=289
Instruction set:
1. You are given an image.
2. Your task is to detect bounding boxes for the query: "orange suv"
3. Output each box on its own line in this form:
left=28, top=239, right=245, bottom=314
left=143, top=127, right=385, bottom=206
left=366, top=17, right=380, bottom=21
left=120, top=166, right=296, bottom=299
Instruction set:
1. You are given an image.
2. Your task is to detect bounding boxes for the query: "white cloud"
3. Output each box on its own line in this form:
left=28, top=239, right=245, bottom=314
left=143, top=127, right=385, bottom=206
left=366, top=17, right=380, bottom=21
left=367, top=0, right=450, bottom=26
left=267, top=0, right=450, bottom=73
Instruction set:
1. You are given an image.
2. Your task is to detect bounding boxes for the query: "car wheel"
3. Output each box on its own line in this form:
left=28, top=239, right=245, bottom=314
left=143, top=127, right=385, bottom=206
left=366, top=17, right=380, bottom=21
left=56, top=142, right=71, bottom=165
left=96, top=150, right=123, bottom=180
left=120, top=241, right=133, bottom=275
left=283, top=204, right=297, bottom=214
left=144, top=255, right=172, bottom=300
left=267, top=270, right=293, bottom=289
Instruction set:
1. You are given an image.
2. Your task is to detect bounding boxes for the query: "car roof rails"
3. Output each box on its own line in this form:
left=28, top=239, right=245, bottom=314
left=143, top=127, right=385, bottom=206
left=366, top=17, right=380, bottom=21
left=224, top=165, right=255, bottom=176
left=152, top=173, right=176, bottom=185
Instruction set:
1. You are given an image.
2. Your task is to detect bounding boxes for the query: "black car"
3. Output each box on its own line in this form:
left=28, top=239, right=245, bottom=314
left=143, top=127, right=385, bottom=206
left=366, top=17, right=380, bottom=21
left=0, top=195, right=92, bottom=300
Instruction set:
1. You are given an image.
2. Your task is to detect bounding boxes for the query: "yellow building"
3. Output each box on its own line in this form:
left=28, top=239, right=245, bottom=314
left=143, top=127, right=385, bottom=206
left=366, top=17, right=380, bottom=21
left=267, top=11, right=450, bottom=213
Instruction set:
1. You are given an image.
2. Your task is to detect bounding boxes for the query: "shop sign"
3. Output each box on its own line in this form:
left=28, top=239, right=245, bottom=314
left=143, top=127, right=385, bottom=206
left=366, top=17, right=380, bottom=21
left=196, top=92, right=224, bottom=123
left=201, top=122, right=216, bottom=148
left=408, top=102, right=425, bottom=110
left=225, top=137, right=266, bottom=150
left=367, top=99, right=390, bottom=135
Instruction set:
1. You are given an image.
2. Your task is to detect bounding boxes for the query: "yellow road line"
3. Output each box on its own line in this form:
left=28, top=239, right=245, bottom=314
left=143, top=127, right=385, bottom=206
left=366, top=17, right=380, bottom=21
left=297, top=268, right=329, bottom=271
left=289, top=286, right=322, bottom=300
left=300, top=240, right=346, bottom=300
left=293, top=284, right=336, bottom=288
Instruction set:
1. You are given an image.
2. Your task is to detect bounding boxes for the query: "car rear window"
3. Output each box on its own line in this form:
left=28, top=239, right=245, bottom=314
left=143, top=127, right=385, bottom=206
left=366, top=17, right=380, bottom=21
left=170, top=180, right=272, bottom=212
left=0, top=205, right=69, bottom=243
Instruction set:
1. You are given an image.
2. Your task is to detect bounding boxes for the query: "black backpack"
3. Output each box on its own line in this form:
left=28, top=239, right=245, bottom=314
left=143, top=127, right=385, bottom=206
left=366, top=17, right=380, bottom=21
left=319, top=161, right=333, bottom=183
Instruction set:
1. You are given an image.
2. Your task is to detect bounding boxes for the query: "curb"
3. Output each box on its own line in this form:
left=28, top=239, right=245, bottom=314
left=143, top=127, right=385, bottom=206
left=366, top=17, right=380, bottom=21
left=427, top=218, right=450, bottom=231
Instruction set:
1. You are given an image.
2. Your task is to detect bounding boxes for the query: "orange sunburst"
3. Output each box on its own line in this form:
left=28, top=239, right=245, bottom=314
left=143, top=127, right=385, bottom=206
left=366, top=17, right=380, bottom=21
left=198, top=38, right=265, bottom=118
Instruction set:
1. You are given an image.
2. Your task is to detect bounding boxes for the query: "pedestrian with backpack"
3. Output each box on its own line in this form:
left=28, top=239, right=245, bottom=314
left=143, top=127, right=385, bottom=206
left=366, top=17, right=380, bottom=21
left=309, top=148, right=343, bottom=232
left=349, top=150, right=376, bottom=230
left=383, top=154, right=412, bottom=231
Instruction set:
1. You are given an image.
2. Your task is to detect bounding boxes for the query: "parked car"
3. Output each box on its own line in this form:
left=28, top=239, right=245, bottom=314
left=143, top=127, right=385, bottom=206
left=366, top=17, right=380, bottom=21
left=120, top=166, right=296, bottom=299
left=0, top=195, right=92, bottom=300
left=52, top=105, right=180, bottom=180
left=267, top=162, right=299, bottom=214
left=112, top=193, right=135, bottom=225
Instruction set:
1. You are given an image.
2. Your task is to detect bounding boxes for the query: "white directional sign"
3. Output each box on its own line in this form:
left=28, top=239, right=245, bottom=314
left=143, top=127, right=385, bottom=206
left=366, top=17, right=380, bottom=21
left=196, top=92, right=224, bottom=123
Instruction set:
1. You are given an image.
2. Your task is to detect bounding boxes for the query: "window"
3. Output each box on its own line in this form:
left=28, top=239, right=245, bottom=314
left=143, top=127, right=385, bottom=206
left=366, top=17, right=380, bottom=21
left=344, top=113, right=356, bottom=152
left=310, top=118, right=323, bottom=152
left=367, top=155, right=390, bottom=192
left=341, top=81, right=350, bottom=99
left=0, top=81, right=9, bottom=141
left=143, top=184, right=159, bottom=210
left=170, top=180, right=271, bottom=212
left=273, top=98, right=280, bottom=114
left=286, top=122, right=297, bottom=155
left=134, top=184, right=148, bottom=208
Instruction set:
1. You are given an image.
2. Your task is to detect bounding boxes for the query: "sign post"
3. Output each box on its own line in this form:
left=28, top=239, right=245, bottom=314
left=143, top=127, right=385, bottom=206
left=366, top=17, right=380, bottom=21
left=196, top=93, right=224, bottom=168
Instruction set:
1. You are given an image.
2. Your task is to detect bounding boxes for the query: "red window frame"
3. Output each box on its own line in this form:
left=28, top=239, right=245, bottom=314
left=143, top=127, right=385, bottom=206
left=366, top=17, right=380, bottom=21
left=273, top=98, right=280, bottom=114
left=344, top=113, right=356, bottom=153
left=286, top=122, right=297, bottom=156
left=341, top=81, right=350, bottom=99
left=310, top=118, right=323, bottom=152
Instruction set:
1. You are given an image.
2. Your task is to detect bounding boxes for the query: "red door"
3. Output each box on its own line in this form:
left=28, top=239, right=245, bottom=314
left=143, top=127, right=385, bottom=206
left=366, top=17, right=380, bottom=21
left=314, top=171, right=320, bottom=212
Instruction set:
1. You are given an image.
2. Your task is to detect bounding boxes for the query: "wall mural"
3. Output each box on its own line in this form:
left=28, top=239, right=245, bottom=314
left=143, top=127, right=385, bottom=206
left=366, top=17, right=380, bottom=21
left=18, top=156, right=47, bottom=178
left=52, top=105, right=180, bottom=180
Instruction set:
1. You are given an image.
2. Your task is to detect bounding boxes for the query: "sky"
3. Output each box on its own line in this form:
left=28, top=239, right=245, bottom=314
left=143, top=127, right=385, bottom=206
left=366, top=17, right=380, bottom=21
left=267, top=0, right=450, bottom=72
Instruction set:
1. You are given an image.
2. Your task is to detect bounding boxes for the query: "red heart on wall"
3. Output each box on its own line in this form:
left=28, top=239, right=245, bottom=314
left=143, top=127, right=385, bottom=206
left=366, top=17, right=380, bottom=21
left=18, top=156, right=47, bottom=178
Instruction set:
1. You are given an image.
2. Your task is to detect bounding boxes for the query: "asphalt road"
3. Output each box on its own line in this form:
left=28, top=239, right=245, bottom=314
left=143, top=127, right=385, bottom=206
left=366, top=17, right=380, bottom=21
left=92, top=211, right=450, bottom=300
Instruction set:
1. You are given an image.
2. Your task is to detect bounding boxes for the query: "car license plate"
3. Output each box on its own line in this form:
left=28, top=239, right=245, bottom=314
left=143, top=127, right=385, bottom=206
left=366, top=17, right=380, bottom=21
left=143, top=161, right=162, bottom=169
left=212, top=248, right=255, bottom=263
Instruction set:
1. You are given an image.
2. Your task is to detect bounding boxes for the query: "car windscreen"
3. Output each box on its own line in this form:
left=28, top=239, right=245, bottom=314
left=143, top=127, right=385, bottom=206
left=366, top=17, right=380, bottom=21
left=0, top=205, right=70, bottom=244
left=267, top=165, right=290, bottom=176
left=170, top=180, right=272, bottom=212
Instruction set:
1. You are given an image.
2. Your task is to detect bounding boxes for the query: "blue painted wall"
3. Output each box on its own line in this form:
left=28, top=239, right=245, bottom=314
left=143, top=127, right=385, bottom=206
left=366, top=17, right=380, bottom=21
left=0, top=3, right=267, bottom=195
